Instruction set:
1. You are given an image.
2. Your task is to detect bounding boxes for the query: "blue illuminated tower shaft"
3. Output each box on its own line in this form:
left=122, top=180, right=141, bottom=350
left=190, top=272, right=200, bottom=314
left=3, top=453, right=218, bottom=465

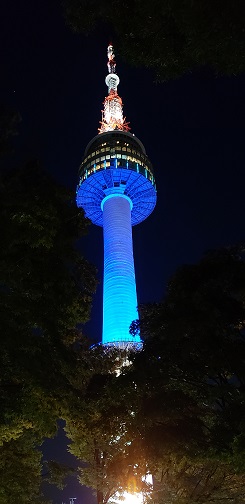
left=102, top=194, right=138, bottom=345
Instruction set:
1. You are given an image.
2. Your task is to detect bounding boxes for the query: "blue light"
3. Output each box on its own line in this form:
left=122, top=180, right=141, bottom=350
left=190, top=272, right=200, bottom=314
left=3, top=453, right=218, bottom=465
left=76, top=131, right=157, bottom=349
left=77, top=168, right=156, bottom=226
left=101, top=194, right=140, bottom=345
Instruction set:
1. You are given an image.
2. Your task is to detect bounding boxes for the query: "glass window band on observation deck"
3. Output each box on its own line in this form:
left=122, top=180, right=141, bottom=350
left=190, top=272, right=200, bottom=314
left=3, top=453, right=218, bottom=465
left=79, top=155, right=156, bottom=187
left=82, top=143, right=153, bottom=170
left=78, top=141, right=156, bottom=187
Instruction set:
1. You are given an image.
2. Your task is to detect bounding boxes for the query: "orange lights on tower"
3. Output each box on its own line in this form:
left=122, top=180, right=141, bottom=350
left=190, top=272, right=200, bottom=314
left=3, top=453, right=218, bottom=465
left=99, top=45, right=130, bottom=134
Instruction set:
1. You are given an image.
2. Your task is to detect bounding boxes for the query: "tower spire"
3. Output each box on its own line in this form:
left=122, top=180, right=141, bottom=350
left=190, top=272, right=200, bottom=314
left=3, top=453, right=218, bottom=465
left=99, top=45, right=130, bottom=134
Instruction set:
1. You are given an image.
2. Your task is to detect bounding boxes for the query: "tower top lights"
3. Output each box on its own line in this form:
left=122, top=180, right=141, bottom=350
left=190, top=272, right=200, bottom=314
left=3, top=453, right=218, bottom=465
left=99, top=45, right=130, bottom=134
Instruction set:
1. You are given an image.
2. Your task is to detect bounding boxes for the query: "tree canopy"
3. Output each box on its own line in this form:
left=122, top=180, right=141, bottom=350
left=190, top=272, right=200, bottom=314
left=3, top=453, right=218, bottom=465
left=65, top=247, right=245, bottom=504
left=65, top=347, right=152, bottom=504
left=64, top=0, right=245, bottom=80
left=0, top=107, right=97, bottom=502
left=129, top=246, right=245, bottom=501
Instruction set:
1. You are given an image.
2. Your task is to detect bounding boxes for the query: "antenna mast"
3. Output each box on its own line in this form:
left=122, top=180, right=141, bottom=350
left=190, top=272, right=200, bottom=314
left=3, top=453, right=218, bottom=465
left=99, top=45, right=130, bottom=133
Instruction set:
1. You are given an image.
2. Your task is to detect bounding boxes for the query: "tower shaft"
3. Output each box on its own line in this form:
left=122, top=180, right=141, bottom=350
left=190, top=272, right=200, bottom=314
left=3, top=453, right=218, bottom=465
left=102, top=194, right=139, bottom=346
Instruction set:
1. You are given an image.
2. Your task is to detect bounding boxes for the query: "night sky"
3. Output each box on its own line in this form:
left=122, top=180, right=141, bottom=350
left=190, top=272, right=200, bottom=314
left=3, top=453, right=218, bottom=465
left=1, top=0, right=245, bottom=502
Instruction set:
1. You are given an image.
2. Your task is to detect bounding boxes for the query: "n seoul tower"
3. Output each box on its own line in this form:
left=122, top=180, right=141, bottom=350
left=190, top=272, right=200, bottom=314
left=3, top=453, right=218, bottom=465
left=76, top=46, right=156, bottom=348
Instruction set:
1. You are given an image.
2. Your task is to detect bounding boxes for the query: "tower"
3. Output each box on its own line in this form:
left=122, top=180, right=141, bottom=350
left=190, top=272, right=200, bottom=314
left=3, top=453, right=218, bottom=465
left=76, top=46, right=156, bottom=348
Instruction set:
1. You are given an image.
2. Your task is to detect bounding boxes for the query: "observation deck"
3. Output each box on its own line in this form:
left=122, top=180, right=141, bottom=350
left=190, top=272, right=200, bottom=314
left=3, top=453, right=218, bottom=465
left=76, top=130, right=157, bottom=226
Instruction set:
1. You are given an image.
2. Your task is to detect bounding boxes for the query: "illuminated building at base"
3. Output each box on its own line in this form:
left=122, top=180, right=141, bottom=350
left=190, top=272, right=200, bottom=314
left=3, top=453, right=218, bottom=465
left=76, top=46, right=156, bottom=348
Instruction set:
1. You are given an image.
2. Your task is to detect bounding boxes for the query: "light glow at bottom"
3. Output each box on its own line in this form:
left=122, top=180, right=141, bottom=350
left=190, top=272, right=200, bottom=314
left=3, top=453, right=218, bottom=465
left=109, top=475, right=153, bottom=504
left=113, top=491, right=145, bottom=504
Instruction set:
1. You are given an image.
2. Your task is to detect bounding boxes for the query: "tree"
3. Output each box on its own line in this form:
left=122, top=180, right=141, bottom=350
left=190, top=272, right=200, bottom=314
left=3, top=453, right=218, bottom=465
left=65, top=347, right=152, bottom=504
left=128, top=246, right=245, bottom=501
left=0, top=434, right=52, bottom=504
left=0, top=155, right=97, bottom=500
left=151, top=457, right=245, bottom=503
left=65, top=247, right=245, bottom=504
left=0, top=160, right=97, bottom=438
left=63, top=0, right=245, bottom=80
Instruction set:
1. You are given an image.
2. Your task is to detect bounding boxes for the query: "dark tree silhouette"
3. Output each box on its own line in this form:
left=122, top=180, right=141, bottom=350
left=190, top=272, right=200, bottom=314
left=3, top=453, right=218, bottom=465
left=0, top=108, right=97, bottom=502
left=64, top=0, right=245, bottom=80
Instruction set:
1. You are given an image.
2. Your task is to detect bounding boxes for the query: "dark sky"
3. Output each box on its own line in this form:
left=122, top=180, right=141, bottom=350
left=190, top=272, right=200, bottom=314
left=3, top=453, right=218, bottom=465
left=1, top=0, right=245, bottom=502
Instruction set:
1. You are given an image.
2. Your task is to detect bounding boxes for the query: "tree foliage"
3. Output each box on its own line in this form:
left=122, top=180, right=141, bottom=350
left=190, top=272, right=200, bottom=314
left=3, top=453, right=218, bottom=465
left=63, top=0, right=245, bottom=80
left=43, top=460, right=75, bottom=490
left=151, top=457, right=245, bottom=503
left=65, top=347, right=152, bottom=504
left=0, top=108, right=97, bottom=502
left=0, top=161, right=97, bottom=441
left=128, top=246, right=245, bottom=501
left=0, top=433, right=53, bottom=504
left=65, top=247, right=245, bottom=503
left=131, top=247, right=245, bottom=460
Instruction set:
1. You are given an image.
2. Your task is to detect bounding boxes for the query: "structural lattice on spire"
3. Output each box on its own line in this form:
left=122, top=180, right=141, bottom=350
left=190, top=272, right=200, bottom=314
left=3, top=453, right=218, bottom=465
left=99, top=45, right=130, bottom=134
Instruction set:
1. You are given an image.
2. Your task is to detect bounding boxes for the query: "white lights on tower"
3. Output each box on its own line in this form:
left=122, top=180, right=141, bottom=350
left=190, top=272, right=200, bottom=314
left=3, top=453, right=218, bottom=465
left=99, top=45, right=129, bottom=133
